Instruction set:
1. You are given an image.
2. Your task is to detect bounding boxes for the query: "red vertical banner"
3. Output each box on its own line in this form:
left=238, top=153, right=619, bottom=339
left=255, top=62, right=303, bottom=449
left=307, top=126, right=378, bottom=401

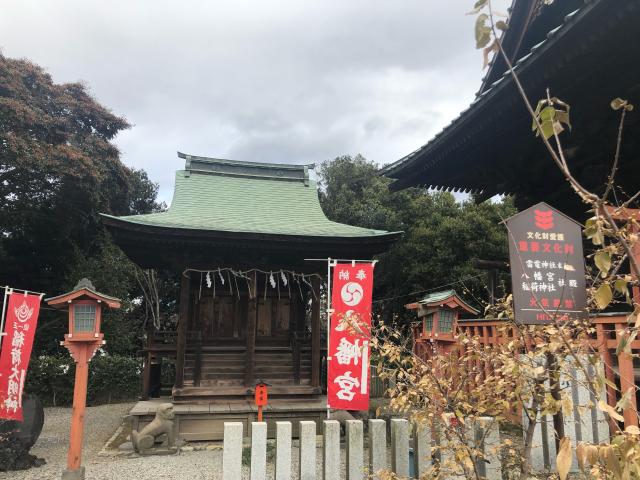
left=328, top=262, right=374, bottom=411
left=0, top=293, right=41, bottom=420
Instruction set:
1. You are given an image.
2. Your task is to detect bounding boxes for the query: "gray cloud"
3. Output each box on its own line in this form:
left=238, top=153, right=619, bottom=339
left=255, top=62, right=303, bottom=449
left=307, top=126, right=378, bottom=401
left=1, top=0, right=509, bottom=202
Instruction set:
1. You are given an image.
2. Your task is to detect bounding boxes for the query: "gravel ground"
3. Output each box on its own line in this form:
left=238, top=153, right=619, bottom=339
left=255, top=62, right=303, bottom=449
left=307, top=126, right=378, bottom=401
left=0, top=404, right=357, bottom=480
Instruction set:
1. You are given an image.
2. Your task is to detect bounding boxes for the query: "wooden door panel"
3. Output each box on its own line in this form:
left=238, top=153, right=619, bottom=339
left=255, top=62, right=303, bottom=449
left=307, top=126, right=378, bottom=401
left=218, top=298, right=235, bottom=337
left=199, top=297, right=215, bottom=339
left=257, top=299, right=272, bottom=336
left=276, top=299, right=290, bottom=332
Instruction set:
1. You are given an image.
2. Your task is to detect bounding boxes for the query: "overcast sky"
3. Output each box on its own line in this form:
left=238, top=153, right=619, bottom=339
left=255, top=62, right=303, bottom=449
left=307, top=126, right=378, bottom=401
left=2, top=0, right=508, bottom=202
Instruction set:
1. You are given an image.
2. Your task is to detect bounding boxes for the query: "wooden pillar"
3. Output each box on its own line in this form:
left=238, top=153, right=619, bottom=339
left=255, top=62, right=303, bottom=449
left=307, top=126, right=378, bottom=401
left=596, top=323, right=619, bottom=433
left=194, top=330, right=203, bottom=387
left=67, top=355, right=89, bottom=472
left=605, top=206, right=640, bottom=302
left=472, top=326, right=482, bottom=385
left=141, top=351, right=152, bottom=400
left=482, top=326, right=491, bottom=381
left=293, top=336, right=301, bottom=385
left=615, top=322, right=639, bottom=428
left=245, top=271, right=257, bottom=387
left=175, top=272, right=191, bottom=389
left=311, top=276, right=321, bottom=388
left=62, top=340, right=102, bottom=478
left=141, top=322, right=153, bottom=400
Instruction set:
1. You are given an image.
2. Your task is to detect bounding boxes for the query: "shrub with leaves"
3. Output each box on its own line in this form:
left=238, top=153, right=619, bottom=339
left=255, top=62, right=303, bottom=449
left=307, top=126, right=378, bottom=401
left=378, top=1, right=640, bottom=478
left=26, top=354, right=141, bottom=406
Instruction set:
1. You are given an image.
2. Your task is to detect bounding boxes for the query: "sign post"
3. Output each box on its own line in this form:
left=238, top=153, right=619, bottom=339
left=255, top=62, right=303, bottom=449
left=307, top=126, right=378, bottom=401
left=506, top=202, right=588, bottom=447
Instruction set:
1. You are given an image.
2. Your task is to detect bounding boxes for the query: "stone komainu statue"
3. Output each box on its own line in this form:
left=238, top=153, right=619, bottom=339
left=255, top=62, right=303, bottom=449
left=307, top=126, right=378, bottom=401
left=131, top=403, right=176, bottom=454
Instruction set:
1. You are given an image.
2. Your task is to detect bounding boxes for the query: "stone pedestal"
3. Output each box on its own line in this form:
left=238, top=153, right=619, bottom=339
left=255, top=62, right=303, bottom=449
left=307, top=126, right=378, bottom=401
left=61, top=466, right=85, bottom=480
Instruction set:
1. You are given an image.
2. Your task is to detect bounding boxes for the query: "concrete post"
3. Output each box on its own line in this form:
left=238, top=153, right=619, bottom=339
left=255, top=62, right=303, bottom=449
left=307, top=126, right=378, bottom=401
left=476, top=417, right=502, bottom=480
left=391, top=419, right=409, bottom=477
left=299, top=421, right=317, bottom=480
left=250, top=422, right=267, bottom=480
left=323, top=420, right=340, bottom=480
left=222, top=422, right=243, bottom=480
left=346, top=420, right=364, bottom=480
left=275, top=421, right=292, bottom=480
left=413, top=423, right=432, bottom=478
left=368, top=419, right=386, bottom=477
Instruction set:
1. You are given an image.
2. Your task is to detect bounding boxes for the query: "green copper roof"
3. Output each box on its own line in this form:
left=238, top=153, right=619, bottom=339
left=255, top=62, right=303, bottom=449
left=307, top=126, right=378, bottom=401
left=417, top=290, right=457, bottom=304
left=102, top=153, right=399, bottom=239
left=417, top=289, right=479, bottom=314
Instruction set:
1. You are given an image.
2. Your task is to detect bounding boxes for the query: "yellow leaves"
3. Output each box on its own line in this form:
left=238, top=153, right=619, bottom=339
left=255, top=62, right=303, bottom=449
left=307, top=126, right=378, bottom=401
left=532, top=98, right=571, bottom=140
left=625, top=425, right=640, bottom=436
left=617, top=387, right=633, bottom=412
left=616, top=330, right=637, bottom=356
left=614, top=278, right=629, bottom=294
left=561, top=396, right=574, bottom=417
left=576, top=442, right=601, bottom=472
left=584, top=217, right=605, bottom=245
left=594, top=250, right=612, bottom=277
left=556, top=437, right=572, bottom=480
left=576, top=442, right=588, bottom=472
left=611, top=98, right=635, bottom=112
left=598, top=399, right=625, bottom=422
left=495, top=20, right=508, bottom=31
left=627, top=305, right=640, bottom=330
left=595, top=283, right=613, bottom=310
left=599, top=444, right=622, bottom=479
left=586, top=444, right=599, bottom=465
left=475, top=13, right=492, bottom=49
left=466, top=0, right=488, bottom=15
left=533, top=365, right=546, bottom=379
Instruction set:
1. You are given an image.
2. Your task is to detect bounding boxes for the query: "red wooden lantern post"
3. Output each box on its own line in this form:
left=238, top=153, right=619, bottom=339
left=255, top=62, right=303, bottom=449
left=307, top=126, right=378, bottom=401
left=46, top=279, right=120, bottom=480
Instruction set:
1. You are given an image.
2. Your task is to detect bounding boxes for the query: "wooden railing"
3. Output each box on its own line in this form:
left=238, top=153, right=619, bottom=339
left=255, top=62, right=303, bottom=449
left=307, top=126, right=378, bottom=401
left=412, top=314, right=639, bottom=429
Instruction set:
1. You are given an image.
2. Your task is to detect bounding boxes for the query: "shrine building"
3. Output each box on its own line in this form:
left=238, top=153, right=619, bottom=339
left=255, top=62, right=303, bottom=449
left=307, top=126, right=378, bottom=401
left=382, top=0, right=640, bottom=430
left=381, top=0, right=640, bottom=217
left=102, top=152, right=400, bottom=439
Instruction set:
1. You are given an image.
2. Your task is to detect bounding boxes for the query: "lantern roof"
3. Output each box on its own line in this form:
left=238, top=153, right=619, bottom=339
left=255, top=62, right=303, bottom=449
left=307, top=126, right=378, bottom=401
left=45, top=278, right=121, bottom=309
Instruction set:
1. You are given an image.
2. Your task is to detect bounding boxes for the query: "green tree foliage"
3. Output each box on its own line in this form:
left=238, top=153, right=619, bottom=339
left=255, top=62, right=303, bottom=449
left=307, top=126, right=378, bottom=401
left=26, top=354, right=141, bottom=406
left=318, top=155, right=516, bottom=319
left=0, top=53, right=164, bottom=354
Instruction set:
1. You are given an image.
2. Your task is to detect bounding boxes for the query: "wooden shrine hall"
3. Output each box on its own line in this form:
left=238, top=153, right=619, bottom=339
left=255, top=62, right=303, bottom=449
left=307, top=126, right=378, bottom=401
left=102, top=152, right=399, bottom=438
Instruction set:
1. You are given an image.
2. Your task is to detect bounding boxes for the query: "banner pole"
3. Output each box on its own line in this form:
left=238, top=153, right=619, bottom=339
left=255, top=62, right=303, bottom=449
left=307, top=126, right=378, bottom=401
left=0, top=287, right=10, bottom=351
left=326, top=258, right=332, bottom=420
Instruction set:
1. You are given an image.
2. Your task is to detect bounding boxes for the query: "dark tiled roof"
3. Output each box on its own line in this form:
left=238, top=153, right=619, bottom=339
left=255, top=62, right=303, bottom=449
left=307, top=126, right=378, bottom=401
left=380, top=2, right=595, bottom=184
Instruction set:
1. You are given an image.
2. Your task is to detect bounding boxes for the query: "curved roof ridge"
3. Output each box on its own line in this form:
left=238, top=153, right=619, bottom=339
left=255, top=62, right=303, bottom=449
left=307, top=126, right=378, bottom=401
left=178, top=151, right=315, bottom=184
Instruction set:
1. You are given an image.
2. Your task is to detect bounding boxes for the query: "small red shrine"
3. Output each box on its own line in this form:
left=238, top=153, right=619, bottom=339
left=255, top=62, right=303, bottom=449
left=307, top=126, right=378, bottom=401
left=407, top=290, right=478, bottom=359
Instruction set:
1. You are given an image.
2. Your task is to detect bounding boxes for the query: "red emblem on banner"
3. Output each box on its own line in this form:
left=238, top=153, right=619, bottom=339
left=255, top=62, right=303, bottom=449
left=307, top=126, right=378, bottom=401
left=0, top=293, right=41, bottom=420
left=327, top=262, right=374, bottom=411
